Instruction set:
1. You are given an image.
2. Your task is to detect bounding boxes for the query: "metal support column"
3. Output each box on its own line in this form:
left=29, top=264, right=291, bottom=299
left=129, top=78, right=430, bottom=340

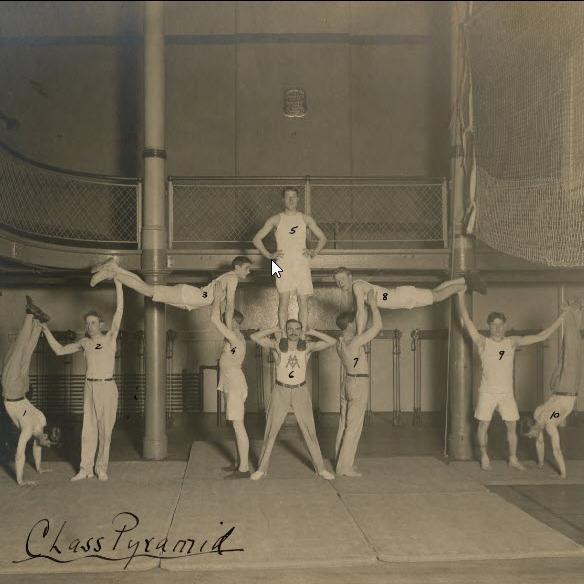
left=142, top=0, right=168, bottom=459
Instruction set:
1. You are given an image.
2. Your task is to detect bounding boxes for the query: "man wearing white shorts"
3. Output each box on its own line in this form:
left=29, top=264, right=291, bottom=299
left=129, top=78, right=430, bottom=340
left=2, top=297, right=54, bottom=486
left=457, top=290, right=564, bottom=471
left=334, top=267, right=486, bottom=335
left=525, top=298, right=582, bottom=478
left=42, top=278, right=124, bottom=482
left=253, top=187, right=327, bottom=336
left=249, top=319, right=336, bottom=481
left=90, top=256, right=252, bottom=330
left=211, top=305, right=250, bottom=478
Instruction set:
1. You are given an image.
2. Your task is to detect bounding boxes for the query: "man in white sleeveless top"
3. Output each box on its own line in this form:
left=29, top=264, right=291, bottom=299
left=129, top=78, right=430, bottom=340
left=457, top=289, right=564, bottom=471
left=334, top=267, right=486, bottom=335
left=335, top=290, right=382, bottom=477
left=211, top=305, right=250, bottom=478
left=253, top=187, right=327, bottom=335
left=525, top=297, right=582, bottom=478
left=249, top=319, right=336, bottom=481
left=90, top=256, right=252, bottom=329
left=42, top=278, right=124, bottom=482
left=2, top=297, right=55, bottom=486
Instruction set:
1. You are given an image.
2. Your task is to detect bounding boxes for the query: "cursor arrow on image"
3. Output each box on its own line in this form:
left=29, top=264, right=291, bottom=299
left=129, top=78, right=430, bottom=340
left=271, top=260, right=283, bottom=278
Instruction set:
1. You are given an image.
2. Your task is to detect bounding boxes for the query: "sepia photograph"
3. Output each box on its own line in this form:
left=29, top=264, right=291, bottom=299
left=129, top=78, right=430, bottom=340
left=1, top=1, right=584, bottom=583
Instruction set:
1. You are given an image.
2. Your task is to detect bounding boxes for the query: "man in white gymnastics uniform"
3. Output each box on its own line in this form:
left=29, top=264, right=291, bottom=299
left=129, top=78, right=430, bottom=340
left=457, top=289, right=564, bottom=471
left=253, top=187, right=327, bottom=335
left=249, top=319, right=336, bottom=481
left=42, top=278, right=124, bottom=481
left=335, top=290, right=382, bottom=477
left=525, top=297, right=582, bottom=478
left=91, top=256, right=252, bottom=330
left=2, top=297, right=54, bottom=486
left=211, top=304, right=251, bottom=479
left=333, top=267, right=486, bottom=335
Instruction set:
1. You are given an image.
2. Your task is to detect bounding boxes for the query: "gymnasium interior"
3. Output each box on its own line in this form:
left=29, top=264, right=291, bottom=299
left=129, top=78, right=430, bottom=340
left=1, top=2, right=584, bottom=583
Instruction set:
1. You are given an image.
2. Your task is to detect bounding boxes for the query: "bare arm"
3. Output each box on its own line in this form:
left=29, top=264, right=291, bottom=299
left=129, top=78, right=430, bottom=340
left=252, top=215, right=281, bottom=260
left=306, top=329, right=337, bottom=353
left=513, top=314, right=564, bottom=347
left=41, top=324, right=83, bottom=356
left=456, top=291, right=485, bottom=350
left=223, top=276, right=237, bottom=331
left=355, top=284, right=367, bottom=336
left=108, top=278, right=124, bottom=340
left=353, top=290, right=382, bottom=347
left=211, top=304, right=239, bottom=346
left=250, top=326, right=280, bottom=350
left=304, top=215, right=328, bottom=256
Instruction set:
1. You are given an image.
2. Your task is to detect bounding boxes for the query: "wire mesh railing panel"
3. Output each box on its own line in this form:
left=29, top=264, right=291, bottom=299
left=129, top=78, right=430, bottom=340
left=310, top=180, right=445, bottom=248
left=0, top=142, right=139, bottom=246
left=172, top=179, right=306, bottom=246
left=171, top=177, right=446, bottom=248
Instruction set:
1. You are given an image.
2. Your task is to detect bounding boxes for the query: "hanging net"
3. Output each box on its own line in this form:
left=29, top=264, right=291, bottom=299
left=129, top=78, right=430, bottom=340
left=466, top=1, right=584, bottom=266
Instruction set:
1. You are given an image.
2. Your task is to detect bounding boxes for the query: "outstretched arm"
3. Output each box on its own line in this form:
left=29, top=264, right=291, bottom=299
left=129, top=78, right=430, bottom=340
left=304, top=215, right=328, bottom=257
left=250, top=327, right=280, bottom=350
left=456, top=290, right=485, bottom=350
left=252, top=216, right=281, bottom=260
left=211, top=303, right=239, bottom=346
left=223, top=276, right=237, bottom=331
left=306, top=329, right=336, bottom=353
left=41, top=324, right=82, bottom=356
left=513, top=314, right=564, bottom=347
left=353, top=290, right=382, bottom=347
left=108, top=278, right=124, bottom=340
left=355, top=284, right=367, bottom=336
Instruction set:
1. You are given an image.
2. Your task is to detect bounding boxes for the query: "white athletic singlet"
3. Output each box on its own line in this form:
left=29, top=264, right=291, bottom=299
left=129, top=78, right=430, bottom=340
left=276, top=345, right=307, bottom=384
left=337, top=338, right=368, bottom=375
left=275, top=213, right=307, bottom=256
left=206, top=271, right=237, bottom=303
left=219, top=335, right=246, bottom=370
left=81, top=335, right=116, bottom=379
left=478, top=337, right=514, bottom=394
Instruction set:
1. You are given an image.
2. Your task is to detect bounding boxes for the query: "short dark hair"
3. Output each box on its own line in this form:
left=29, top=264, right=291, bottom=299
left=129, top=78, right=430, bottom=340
left=336, top=311, right=356, bottom=331
left=285, top=318, right=302, bottom=330
left=233, top=310, right=244, bottom=325
left=282, top=187, right=299, bottom=197
left=487, top=311, right=507, bottom=325
left=84, top=310, right=103, bottom=323
left=232, top=256, right=252, bottom=270
left=333, top=267, right=352, bottom=278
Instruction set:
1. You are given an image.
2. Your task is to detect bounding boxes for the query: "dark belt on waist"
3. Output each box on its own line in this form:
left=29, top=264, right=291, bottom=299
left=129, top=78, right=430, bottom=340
left=4, top=396, right=25, bottom=402
left=276, top=381, right=306, bottom=389
left=347, top=373, right=369, bottom=378
left=553, top=391, right=578, bottom=397
left=86, top=378, right=113, bottom=382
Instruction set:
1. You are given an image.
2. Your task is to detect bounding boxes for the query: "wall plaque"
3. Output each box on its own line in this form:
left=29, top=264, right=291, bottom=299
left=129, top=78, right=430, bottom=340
left=283, top=88, right=307, bottom=118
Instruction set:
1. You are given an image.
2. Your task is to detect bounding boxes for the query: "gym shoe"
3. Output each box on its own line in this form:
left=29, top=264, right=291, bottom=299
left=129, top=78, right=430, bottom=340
left=250, top=470, right=266, bottom=481
left=90, top=269, right=114, bottom=288
left=97, top=471, right=109, bottom=481
left=464, top=272, right=487, bottom=295
left=25, top=296, right=51, bottom=323
left=91, top=257, right=118, bottom=274
left=319, top=469, right=335, bottom=480
left=71, top=471, right=95, bottom=482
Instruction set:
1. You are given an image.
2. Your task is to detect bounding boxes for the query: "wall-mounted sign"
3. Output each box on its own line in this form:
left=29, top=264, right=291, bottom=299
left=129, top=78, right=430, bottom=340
left=283, top=88, right=307, bottom=118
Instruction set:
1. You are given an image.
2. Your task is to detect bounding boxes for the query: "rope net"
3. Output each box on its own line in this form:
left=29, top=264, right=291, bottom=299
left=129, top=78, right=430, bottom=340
left=467, top=1, right=584, bottom=266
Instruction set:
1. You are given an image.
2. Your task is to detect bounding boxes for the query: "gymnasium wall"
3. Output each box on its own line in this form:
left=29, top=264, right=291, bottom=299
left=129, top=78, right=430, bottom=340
left=1, top=282, right=579, bottom=415
left=0, top=1, right=449, bottom=177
